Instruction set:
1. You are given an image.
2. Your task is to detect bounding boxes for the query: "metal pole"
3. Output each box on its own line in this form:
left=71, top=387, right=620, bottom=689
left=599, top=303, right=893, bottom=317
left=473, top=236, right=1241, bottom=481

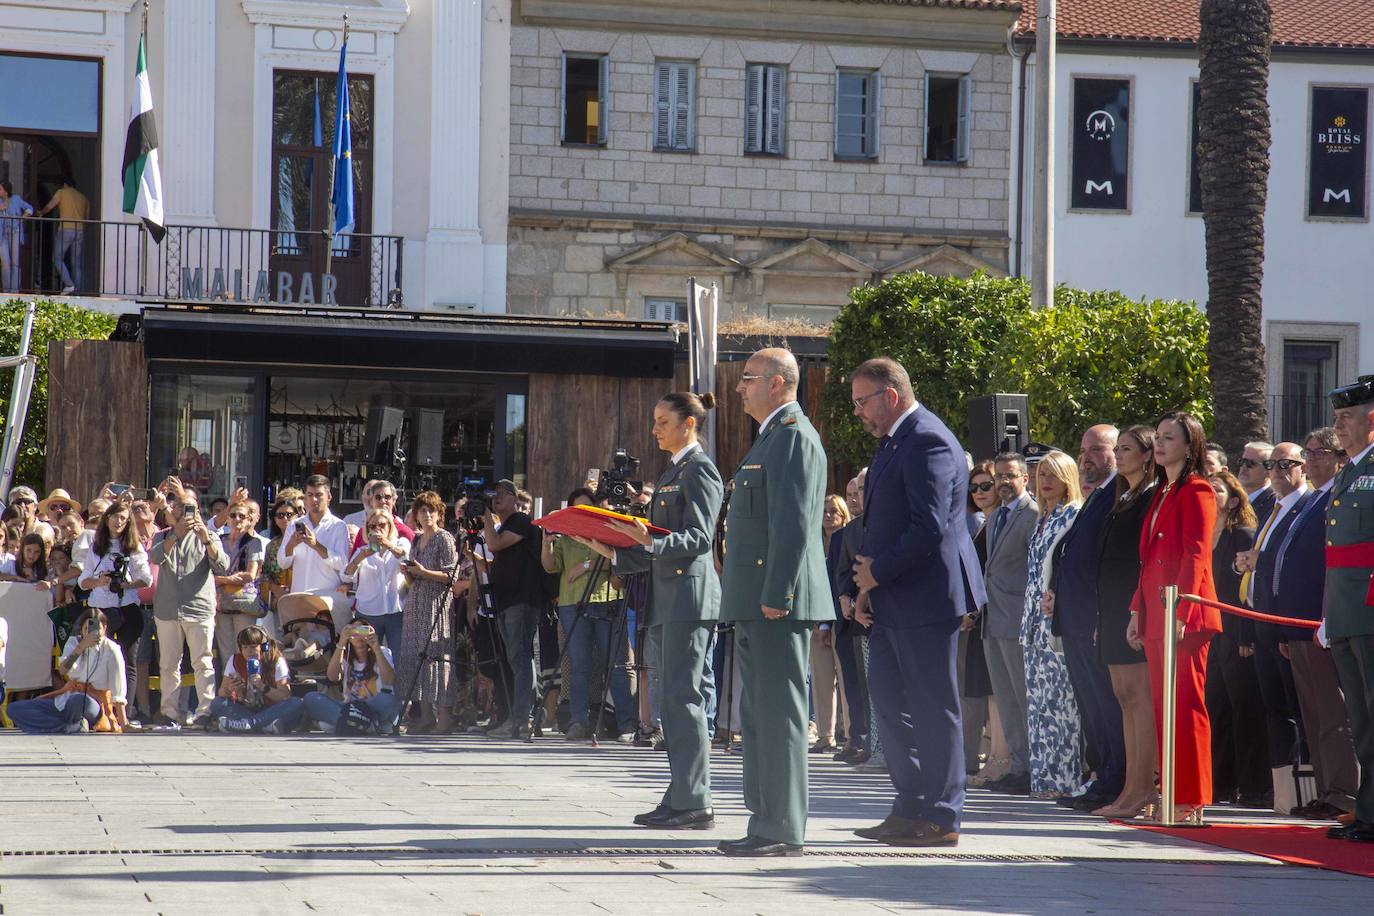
left=1031, top=0, right=1055, bottom=308
left=1159, top=584, right=1180, bottom=827
left=0, top=300, right=39, bottom=502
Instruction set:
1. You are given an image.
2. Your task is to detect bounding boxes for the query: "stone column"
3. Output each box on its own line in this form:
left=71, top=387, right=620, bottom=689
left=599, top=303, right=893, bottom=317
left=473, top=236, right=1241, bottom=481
left=161, top=0, right=217, bottom=225
left=425, top=0, right=488, bottom=309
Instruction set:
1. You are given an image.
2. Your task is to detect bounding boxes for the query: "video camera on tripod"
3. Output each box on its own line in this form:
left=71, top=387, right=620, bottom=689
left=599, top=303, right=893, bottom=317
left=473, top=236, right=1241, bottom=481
left=457, top=476, right=489, bottom=545
left=591, top=448, right=643, bottom=514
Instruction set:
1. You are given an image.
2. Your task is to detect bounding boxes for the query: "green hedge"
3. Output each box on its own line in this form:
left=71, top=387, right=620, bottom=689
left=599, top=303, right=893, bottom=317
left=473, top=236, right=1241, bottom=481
left=1, top=299, right=117, bottom=489
left=821, top=273, right=1213, bottom=466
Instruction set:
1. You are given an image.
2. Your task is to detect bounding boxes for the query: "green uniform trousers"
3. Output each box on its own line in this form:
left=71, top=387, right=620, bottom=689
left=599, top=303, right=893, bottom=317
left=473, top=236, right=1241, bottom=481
left=736, top=617, right=812, bottom=845
left=656, top=620, right=714, bottom=810
left=1330, top=634, right=1374, bottom=823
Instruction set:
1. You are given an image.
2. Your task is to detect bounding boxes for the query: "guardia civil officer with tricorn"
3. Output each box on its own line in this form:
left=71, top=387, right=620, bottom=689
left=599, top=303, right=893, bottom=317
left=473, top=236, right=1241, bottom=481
left=576, top=391, right=724, bottom=830
left=1324, top=375, right=1374, bottom=843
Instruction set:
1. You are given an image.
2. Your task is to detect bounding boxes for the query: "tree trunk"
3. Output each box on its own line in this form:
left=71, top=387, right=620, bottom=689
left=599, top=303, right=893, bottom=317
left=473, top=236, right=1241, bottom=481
left=1198, top=0, right=1272, bottom=457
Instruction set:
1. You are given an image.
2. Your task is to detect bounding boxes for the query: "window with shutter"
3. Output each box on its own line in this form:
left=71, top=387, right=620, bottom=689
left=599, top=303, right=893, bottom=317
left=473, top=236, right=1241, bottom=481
left=924, top=74, right=968, bottom=163
left=744, top=63, right=786, bottom=155
left=645, top=297, right=688, bottom=321
left=654, top=60, right=695, bottom=152
left=562, top=54, right=607, bottom=146
left=835, top=69, right=878, bottom=160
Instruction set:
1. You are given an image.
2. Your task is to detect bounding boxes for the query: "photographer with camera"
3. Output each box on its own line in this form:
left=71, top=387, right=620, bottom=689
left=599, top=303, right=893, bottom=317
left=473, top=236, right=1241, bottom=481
left=150, top=482, right=227, bottom=729
left=79, top=503, right=152, bottom=679
left=210, top=624, right=306, bottom=733
left=481, top=478, right=546, bottom=739
left=576, top=392, right=724, bottom=830
left=276, top=475, right=352, bottom=626
left=305, top=618, right=399, bottom=734
left=8, top=608, right=126, bottom=733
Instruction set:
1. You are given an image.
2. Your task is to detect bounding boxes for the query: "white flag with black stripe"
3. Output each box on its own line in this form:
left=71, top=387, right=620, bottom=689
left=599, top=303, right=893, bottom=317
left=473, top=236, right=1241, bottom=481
left=122, top=34, right=165, bottom=243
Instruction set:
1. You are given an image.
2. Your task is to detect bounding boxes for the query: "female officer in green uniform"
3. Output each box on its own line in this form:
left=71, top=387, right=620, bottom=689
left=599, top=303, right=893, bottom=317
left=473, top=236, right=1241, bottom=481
left=577, top=391, right=724, bottom=829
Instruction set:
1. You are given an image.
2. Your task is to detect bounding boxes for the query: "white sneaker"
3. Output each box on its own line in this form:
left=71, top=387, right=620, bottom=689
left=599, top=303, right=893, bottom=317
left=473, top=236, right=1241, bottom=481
left=220, top=716, right=254, bottom=733
left=262, top=720, right=284, bottom=735
left=63, top=718, right=90, bottom=734
left=60, top=285, right=75, bottom=295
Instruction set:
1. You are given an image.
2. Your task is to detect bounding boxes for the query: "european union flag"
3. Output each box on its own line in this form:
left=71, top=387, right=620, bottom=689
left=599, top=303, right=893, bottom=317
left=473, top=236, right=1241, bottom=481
left=331, top=39, right=354, bottom=236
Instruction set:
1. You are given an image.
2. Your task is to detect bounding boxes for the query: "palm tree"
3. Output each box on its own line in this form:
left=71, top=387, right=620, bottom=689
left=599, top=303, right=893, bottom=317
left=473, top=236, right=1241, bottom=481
left=1197, top=0, right=1273, bottom=455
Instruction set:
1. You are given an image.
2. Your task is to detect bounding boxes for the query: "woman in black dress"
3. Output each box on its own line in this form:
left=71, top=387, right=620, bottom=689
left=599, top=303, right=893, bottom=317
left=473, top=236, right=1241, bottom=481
left=964, top=461, right=1002, bottom=782
left=1093, top=425, right=1161, bottom=818
left=1205, top=469, right=1267, bottom=805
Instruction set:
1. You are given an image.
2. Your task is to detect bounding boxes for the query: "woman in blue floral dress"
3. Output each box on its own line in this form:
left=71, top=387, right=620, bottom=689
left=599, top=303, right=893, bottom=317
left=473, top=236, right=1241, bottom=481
left=1022, top=451, right=1085, bottom=797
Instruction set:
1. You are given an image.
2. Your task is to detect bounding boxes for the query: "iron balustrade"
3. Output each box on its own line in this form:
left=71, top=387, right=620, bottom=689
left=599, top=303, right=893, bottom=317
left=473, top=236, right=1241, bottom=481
left=0, top=216, right=403, bottom=308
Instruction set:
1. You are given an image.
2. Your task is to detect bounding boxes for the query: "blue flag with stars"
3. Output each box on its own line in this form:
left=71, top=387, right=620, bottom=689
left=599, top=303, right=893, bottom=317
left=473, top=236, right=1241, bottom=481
left=330, top=39, right=354, bottom=236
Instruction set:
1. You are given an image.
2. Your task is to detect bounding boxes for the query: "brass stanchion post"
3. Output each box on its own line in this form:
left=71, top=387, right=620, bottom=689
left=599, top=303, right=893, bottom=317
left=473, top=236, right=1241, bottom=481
left=1159, top=585, right=1180, bottom=826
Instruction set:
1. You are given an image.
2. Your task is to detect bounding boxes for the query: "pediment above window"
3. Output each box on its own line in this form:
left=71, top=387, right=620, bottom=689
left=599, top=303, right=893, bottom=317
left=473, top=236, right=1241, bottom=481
left=882, top=244, right=1005, bottom=279
left=749, top=238, right=873, bottom=278
left=607, top=232, right=744, bottom=274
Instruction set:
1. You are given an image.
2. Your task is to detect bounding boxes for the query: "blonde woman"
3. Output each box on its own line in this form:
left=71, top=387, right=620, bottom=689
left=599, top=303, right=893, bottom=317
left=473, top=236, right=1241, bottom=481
left=812, top=493, right=853, bottom=753
left=1022, top=450, right=1084, bottom=798
left=342, top=508, right=412, bottom=651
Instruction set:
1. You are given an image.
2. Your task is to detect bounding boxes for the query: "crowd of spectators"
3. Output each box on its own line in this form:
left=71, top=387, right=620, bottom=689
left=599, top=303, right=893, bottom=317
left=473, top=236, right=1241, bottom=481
left=0, top=415, right=1363, bottom=834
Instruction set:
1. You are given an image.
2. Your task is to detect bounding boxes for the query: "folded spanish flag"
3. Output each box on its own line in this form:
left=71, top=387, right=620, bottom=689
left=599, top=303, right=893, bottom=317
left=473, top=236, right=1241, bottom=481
left=534, top=505, right=669, bottom=549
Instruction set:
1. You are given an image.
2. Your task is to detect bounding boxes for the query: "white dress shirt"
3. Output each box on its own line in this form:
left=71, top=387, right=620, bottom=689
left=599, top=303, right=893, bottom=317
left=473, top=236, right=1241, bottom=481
left=345, top=537, right=411, bottom=616
left=887, top=402, right=920, bottom=437
left=1258, top=484, right=1309, bottom=552
left=276, top=510, right=351, bottom=594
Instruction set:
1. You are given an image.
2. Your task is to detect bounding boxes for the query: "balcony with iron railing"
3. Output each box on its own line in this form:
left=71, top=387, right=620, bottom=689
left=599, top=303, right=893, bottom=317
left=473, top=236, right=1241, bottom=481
left=0, top=216, right=403, bottom=308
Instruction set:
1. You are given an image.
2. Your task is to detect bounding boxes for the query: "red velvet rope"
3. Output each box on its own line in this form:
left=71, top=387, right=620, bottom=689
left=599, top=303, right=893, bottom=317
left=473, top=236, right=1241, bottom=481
left=1179, top=594, right=1321, bottom=629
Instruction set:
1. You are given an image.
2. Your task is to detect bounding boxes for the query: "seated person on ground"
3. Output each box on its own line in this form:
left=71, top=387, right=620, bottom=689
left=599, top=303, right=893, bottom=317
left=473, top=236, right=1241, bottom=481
left=209, top=624, right=306, bottom=734
left=7, top=608, right=127, bottom=733
left=304, top=619, right=399, bottom=734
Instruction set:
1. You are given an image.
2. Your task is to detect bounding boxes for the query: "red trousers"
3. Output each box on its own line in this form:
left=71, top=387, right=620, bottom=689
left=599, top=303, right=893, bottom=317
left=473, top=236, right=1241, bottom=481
left=1144, top=633, right=1213, bottom=806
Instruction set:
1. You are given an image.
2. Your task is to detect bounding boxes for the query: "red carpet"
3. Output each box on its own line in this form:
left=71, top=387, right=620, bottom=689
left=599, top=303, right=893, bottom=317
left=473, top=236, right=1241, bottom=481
left=1127, top=822, right=1374, bottom=878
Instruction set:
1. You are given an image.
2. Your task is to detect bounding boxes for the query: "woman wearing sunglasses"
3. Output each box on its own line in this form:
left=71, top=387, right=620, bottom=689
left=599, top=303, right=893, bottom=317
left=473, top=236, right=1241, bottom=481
left=260, top=489, right=305, bottom=630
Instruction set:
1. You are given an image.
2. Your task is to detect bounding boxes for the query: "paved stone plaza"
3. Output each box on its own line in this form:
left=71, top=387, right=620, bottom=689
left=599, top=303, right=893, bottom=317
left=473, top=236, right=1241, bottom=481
left=0, top=733, right=1367, bottom=915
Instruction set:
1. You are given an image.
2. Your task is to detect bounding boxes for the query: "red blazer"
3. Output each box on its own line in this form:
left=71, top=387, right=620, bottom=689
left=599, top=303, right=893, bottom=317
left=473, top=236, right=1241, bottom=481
left=1129, top=475, right=1220, bottom=641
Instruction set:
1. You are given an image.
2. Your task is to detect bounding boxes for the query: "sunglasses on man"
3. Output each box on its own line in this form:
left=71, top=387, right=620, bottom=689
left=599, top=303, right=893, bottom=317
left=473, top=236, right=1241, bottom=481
left=1261, top=458, right=1304, bottom=471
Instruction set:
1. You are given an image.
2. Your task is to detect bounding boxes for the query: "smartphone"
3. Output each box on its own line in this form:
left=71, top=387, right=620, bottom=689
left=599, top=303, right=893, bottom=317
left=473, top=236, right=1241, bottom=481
left=586, top=468, right=601, bottom=489
left=182, top=503, right=197, bottom=518
left=108, top=483, right=132, bottom=496
left=235, top=475, right=248, bottom=490
left=353, top=624, right=375, bottom=638
left=85, top=619, right=100, bottom=636
left=131, top=488, right=156, bottom=501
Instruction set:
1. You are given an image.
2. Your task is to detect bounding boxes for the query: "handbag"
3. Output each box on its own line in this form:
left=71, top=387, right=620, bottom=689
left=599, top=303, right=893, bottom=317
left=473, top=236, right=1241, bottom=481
left=335, top=700, right=380, bottom=735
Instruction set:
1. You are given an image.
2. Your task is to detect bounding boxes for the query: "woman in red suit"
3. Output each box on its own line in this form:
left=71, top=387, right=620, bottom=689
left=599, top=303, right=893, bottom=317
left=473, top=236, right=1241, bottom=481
left=1127, top=412, right=1221, bottom=825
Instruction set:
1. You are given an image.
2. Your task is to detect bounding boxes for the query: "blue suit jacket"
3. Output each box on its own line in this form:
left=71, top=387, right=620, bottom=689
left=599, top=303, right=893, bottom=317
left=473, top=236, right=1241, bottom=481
left=1049, top=476, right=1116, bottom=637
left=1253, top=490, right=1315, bottom=616
left=1270, top=488, right=1329, bottom=642
left=857, top=405, right=983, bottom=628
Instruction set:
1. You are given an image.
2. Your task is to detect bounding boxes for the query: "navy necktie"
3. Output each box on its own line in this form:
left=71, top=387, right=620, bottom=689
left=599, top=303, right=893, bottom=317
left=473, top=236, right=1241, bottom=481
left=991, top=505, right=1010, bottom=548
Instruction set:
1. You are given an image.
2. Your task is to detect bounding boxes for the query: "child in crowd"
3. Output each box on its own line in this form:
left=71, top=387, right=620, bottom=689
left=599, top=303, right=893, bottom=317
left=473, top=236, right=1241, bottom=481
left=47, top=543, right=75, bottom=606
left=0, top=533, right=50, bottom=588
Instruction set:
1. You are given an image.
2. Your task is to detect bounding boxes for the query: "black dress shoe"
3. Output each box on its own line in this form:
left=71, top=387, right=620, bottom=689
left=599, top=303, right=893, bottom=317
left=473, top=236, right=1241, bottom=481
left=1334, top=820, right=1374, bottom=842
left=1059, top=794, right=1111, bottom=812
left=989, top=773, right=1031, bottom=795
left=633, top=804, right=670, bottom=826
left=644, top=807, right=715, bottom=830
left=718, top=835, right=803, bottom=857
left=844, top=749, right=872, bottom=766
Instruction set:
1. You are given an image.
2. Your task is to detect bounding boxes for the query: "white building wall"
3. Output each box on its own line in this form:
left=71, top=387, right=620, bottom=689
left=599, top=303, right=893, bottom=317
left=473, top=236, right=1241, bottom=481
left=1016, top=48, right=1374, bottom=388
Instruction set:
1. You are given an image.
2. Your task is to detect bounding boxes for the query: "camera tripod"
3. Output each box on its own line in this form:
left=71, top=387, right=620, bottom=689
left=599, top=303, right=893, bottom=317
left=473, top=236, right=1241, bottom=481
left=530, top=551, right=640, bottom=747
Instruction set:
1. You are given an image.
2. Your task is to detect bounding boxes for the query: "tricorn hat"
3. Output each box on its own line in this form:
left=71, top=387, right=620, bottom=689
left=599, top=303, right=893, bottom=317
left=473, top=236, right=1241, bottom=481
left=1329, top=375, right=1374, bottom=410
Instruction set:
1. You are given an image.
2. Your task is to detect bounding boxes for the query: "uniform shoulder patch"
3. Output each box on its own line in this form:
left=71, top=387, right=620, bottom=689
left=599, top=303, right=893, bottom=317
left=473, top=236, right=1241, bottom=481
left=781, top=416, right=797, bottom=426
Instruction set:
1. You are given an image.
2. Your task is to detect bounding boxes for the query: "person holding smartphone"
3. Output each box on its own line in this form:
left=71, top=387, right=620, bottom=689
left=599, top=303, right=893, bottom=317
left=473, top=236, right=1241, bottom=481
left=304, top=618, right=399, bottom=734
left=341, top=509, right=411, bottom=651
left=8, top=609, right=127, bottom=733
left=577, top=391, right=724, bottom=830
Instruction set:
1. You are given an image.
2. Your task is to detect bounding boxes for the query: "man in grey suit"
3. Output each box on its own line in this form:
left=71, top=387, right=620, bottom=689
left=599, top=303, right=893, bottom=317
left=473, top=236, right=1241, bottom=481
left=979, top=451, right=1037, bottom=794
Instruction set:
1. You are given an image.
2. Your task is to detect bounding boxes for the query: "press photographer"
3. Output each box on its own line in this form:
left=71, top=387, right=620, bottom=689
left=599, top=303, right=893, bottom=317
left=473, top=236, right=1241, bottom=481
left=79, top=502, right=152, bottom=687
left=8, top=609, right=128, bottom=733
left=482, top=478, right=548, bottom=738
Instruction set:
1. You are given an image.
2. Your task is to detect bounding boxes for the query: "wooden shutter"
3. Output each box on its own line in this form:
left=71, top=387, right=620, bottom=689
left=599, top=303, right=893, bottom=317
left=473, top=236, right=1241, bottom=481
left=745, top=64, right=763, bottom=153
left=654, top=61, right=672, bottom=149
left=765, top=65, right=785, bottom=154
left=672, top=63, right=694, bottom=151
left=957, top=74, right=971, bottom=162
left=867, top=72, right=880, bottom=158
left=597, top=55, right=609, bottom=144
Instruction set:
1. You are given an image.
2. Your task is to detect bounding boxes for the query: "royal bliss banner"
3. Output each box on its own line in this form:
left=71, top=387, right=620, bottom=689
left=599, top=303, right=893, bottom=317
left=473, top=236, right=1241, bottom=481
left=1309, top=86, right=1369, bottom=219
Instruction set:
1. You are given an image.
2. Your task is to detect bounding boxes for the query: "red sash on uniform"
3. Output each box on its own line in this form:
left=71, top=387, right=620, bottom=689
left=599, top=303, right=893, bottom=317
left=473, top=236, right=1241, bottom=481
left=1326, top=542, right=1374, bottom=606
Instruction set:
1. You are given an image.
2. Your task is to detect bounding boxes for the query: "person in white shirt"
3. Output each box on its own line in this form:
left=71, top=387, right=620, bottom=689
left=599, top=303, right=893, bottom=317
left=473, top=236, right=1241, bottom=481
left=276, top=475, right=352, bottom=629
left=79, top=503, right=152, bottom=702
left=8, top=608, right=127, bottom=733
left=341, top=509, right=411, bottom=651
left=343, top=479, right=386, bottom=530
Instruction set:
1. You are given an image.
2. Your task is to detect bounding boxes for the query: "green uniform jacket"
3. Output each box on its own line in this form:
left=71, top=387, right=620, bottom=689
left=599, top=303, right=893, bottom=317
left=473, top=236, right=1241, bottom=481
left=720, top=401, right=831, bottom=623
left=614, top=446, right=724, bottom=626
left=1325, top=445, right=1374, bottom=639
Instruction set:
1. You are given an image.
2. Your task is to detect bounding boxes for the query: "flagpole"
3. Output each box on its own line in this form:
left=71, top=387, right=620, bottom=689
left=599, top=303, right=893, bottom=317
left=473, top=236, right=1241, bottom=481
left=325, top=12, right=348, bottom=284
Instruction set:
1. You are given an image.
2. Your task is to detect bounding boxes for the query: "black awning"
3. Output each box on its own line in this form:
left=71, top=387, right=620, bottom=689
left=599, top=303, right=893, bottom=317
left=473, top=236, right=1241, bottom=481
left=138, top=306, right=678, bottom=378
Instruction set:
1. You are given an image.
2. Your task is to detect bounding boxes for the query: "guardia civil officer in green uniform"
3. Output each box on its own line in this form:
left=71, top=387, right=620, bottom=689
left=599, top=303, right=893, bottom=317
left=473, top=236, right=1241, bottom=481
left=1325, top=375, right=1374, bottom=843
left=717, top=347, right=831, bottom=858
left=577, top=391, right=724, bottom=830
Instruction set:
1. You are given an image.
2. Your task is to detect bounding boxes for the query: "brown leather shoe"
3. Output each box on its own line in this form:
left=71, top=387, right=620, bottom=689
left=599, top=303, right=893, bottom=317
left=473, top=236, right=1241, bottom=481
left=881, top=819, right=960, bottom=847
left=853, top=814, right=920, bottom=840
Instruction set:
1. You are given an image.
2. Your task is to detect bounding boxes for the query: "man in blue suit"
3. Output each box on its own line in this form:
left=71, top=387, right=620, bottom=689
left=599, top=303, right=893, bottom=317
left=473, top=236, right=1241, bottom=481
left=1272, top=428, right=1359, bottom=820
left=847, top=357, right=980, bottom=846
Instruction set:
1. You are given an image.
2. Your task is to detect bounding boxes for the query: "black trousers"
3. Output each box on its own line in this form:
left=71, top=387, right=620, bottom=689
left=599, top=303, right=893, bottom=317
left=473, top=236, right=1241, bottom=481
left=1205, top=628, right=1272, bottom=797
left=472, top=613, right=513, bottom=726
left=1252, top=621, right=1306, bottom=767
left=1062, top=627, right=1125, bottom=798
left=835, top=625, right=869, bottom=747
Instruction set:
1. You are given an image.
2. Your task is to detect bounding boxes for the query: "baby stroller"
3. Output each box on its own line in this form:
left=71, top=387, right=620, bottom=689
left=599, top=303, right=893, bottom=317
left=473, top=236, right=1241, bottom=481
left=278, top=593, right=338, bottom=695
